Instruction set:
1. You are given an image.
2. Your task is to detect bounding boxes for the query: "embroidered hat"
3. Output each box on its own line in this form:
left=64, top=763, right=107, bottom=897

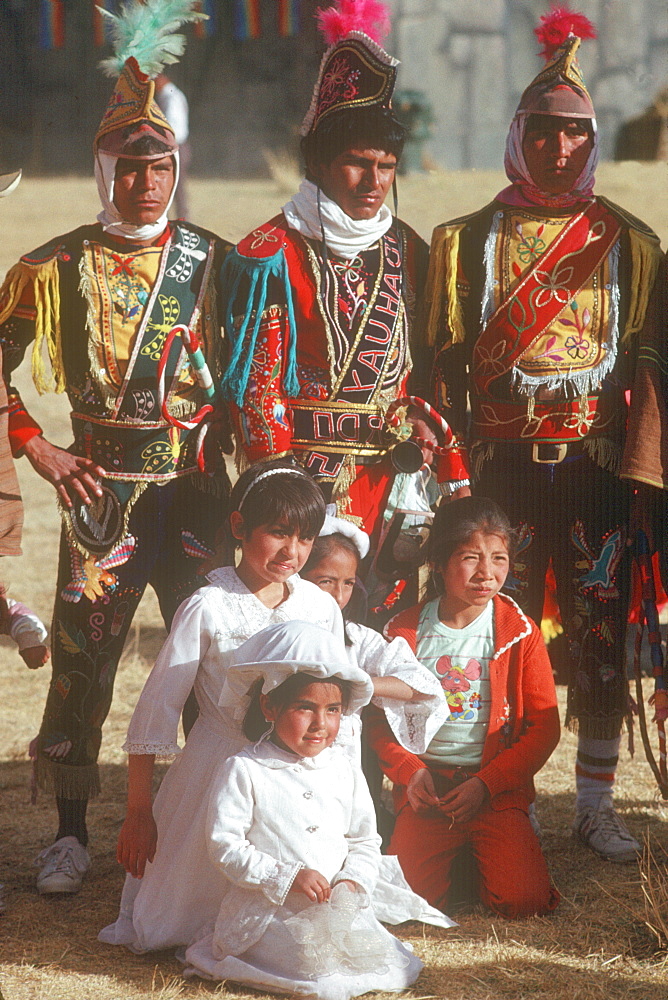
left=219, top=621, right=373, bottom=718
left=301, top=0, right=398, bottom=137
left=516, top=6, right=597, bottom=120
left=94, top=0, right=206, bottom=158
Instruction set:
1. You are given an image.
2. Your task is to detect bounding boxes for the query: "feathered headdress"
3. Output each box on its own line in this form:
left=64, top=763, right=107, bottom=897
left=516, top=4, right=596, bottom=119
left=535, top=5, right=597, bottom=61
left=94, top=0, right=205, bottom=157
left=301, top=0, right=398, bottom=136
left=97, top=0, right=206, bottom=79
left=316, top=0, right=391, bottom=46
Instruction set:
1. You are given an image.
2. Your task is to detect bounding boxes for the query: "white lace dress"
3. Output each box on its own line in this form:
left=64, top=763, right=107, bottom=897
left=99, top=568, right=342, bottom=953
left=183, top=742, right=423, bottom=1000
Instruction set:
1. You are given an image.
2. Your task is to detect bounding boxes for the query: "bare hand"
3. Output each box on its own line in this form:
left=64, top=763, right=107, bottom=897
left=438, top=776, right=488, bottom=826
left=406, top=415, right=438, bottom=465
left=23, top=435, right=106, bottom=508
left=406, top=768, right=440, bottom=812
left=117, top=806, right=158, bottom=879
left=20, top=645, right=50, bottom=669
left=291, top=867, right=331, bottom=903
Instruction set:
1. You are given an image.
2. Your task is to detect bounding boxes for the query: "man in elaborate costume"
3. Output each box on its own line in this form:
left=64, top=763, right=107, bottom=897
left=221, top=1, right=465, bottom=545
left=423, top=10, right=665, bottom=861
left=0, top=2, right=229, bottom=893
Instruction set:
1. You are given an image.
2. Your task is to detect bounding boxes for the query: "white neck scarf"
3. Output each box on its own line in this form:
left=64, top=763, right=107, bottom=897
left=94, top=150, right=180, bottom=242
left=282, top=178, right=393, bottom=259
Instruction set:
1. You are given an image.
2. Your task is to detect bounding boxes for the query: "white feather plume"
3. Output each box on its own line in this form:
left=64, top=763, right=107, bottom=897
left=97, top=0, right=206, bottom=79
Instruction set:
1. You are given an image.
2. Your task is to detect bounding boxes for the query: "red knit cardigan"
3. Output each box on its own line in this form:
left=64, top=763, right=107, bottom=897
left=366, top=593, right=561, bottom=813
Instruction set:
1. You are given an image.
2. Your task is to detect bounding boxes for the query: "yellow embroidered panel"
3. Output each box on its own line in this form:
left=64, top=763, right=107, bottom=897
left=84, top=241, right=164, bottom=385
left=495, top=212, right=612, bottom=390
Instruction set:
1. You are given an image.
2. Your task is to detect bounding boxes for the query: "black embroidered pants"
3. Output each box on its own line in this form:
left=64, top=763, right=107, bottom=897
left=477, top=448, right=631, bottom=740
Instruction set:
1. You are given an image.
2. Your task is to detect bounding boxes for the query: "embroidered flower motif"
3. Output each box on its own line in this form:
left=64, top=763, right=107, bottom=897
left=249, top=228, right=279, bottom=251
left=516, top=222, right=546, bottom=263
left=332, top=256, right=363, bottom=283
left=317, top=58, right=360, bottom=116
left=533, top=263, right=575, bottom=308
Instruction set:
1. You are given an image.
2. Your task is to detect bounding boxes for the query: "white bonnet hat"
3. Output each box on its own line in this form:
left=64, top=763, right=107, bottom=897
left=319, top=504, right=370, bottom=559
left=219, top=621, right=373, bottom=718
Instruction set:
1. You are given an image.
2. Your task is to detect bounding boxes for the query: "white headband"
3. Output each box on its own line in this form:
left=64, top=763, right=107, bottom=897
left=237, top=466, right=312, bottom=512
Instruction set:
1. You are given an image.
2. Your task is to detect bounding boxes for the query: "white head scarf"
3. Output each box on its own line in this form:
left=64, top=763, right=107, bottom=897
left=219, top=621, right=373, bottom=719
left=94, top=150, right=180, bottom=242
left=282, top=178, right=392, bottom=259
left=497, top=113, right=598, bottom=210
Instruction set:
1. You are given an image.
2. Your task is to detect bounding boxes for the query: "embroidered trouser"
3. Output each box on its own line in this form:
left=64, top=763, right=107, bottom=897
left=37, top=476, right=223, bottom=800
left=477, top=449, right=632, bottom=740
left=389, top=800, right=559, bottom=918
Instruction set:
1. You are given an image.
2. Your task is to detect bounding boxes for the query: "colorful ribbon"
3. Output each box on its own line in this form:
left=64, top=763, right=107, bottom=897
left=278, top=0, right=301, bottom=37
left=233, top=0, right=262, bottom=40
left=39, top=0, right=65, bottom=49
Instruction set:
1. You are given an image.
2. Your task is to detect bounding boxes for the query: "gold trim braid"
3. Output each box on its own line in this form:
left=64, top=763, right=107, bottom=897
left=0, top=259, right=65, bottom=394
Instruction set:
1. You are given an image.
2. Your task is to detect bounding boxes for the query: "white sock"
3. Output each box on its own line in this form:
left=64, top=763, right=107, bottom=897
left=575, top=735, right=620, bottom=813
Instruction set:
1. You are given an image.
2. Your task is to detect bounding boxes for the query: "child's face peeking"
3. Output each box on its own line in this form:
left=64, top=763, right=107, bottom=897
left=303, top=546, right=358, bottom=610
left=437, top=531, right=510, bottom=618
left=261, top=681, right=343, bottom=757
left=231, top=513, right=315, bottom=589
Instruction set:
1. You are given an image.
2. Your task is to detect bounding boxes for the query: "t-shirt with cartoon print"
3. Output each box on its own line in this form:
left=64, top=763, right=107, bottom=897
left=416, top=597, right=494, bottom=768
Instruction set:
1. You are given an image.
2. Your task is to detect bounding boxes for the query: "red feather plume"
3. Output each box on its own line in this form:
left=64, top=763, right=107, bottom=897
left=317, top=0, right=391, bottom=47
left=535, top=5, right=597, bottom=61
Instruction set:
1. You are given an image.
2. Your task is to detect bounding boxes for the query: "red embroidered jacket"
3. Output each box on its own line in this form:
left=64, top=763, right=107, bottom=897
left=366, top=593, right=560, bottom=813
left=222, top=214, right=430, bottom=484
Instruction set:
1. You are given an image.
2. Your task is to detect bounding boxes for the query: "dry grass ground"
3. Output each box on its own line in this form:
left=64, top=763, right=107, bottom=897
left=1, top=166, right=668, bottom=999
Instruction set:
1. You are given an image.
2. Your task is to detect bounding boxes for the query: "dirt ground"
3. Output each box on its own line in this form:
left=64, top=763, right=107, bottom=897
left=1, top=166, right=668, bottom=999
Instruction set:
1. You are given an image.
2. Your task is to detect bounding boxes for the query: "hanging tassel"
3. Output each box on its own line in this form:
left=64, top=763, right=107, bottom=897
left=220, top=248, right=299, bottom=406
left=233, top=0, right=262, bottom=41
left=278, top=0, right=300, bottom=37
left=194, top=0, right=216, bottom=37
left=39, top=0, right=66, bottom=50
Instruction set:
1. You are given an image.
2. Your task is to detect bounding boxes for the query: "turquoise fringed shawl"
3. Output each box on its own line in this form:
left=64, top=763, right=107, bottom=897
left=220, top=246, right=299, bottom=406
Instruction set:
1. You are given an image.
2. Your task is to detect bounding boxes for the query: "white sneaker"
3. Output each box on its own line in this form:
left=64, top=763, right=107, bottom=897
left=573, top=804, right=640, bottom=863
left=35, top=836, right=90, bottom=894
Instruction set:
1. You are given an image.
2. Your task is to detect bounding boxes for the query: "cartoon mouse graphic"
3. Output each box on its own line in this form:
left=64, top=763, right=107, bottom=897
left=435, top=655, right=481, bottom=721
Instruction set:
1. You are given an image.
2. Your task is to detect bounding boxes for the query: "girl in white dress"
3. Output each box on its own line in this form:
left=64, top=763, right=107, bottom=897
left=183, top=621, right=424, bottom=1000
left=100, top=461, right=341, bottom=952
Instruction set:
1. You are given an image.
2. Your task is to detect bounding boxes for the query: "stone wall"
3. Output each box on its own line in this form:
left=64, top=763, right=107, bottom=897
left=391, top=0, right=668, bottom=167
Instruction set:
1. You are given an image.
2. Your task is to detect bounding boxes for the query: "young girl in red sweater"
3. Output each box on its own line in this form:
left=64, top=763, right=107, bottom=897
left=366, top=495, right=560, bottom=918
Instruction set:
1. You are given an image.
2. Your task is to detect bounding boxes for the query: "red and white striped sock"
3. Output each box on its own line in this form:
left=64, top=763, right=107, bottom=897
left=575, top=735, right=620, bottom=813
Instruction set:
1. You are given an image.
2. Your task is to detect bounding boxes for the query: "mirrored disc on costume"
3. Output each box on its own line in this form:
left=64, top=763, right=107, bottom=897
left=70, top=485, right=123, bottom=555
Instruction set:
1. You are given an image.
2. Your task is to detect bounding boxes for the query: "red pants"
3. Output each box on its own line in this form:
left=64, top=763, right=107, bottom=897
left=390, top=802, right=560, bottom=919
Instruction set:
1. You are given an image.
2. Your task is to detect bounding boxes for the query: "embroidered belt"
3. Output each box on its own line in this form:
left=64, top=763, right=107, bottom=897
left=71, top=413, right=199, bottom=483
left=471, top=392, right=620, bottom=444
left=291, top=400, right=388, bottom=460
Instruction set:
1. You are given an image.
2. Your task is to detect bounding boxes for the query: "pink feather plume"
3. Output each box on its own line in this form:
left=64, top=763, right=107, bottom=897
left=535, top=4, right=597, bottom=61
left=316, top=0, right=391, bottom=47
